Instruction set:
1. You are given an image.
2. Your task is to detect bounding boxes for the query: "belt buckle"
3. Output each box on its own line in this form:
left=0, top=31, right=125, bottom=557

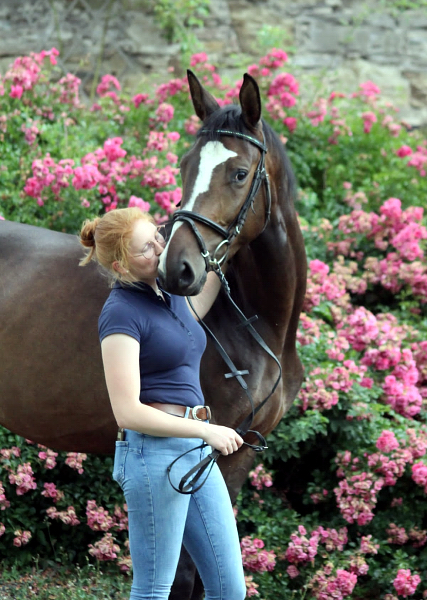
left=191, top=405, right=211, bottom=421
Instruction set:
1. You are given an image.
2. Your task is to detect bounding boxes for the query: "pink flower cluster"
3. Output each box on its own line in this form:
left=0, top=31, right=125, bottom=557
left=244, top=575, right=260, bottom=597
left=0, top=483, right=10, bottom=510
left=303, top=259, right=349, bottom=313
left=249, top=464, right=273, bottom=490
left=65, top=452, right=87, bottom=474
left=298, top=361, right=364, bottom=413
left=315, top=526, right=348, bottom=552
left=411, top=462, right=427, bottom=493
left=55, top=73, right=82, bottom=107
left=240, top=536, right=276, bottom=573
left=308, top=566, right=357, bottom=600
left=3, top=48, right=59, bottom=99
left=86, top=499, right=115, bottom=532
left=307, top=98, right=328, bottom=127
left=366, top=448, right=412, bottom=486
left=96, top=74, right=121, bottom=97
left=361, top=111, right=377, bottom=133
left=376, top=430, right=400, bottom=453
left=332, top=198, right=427, bottom=302
left=297, top=312, right=321, bottom=346
left=387, top=523, right=427, bottom=548
left=8, top=462, right=37, bottom=495
left=283, top=525, right=319, bottom=565
left=352, top=80, right=381, bottom=102
left=337, top=306, right=379, bottom=352
left=46, top=505, right=80, bottom=526
left=348, top=555, right=369, bottom=576
left=247, top=48, right=289, bottom=79
left=396, top=143, right=427, bottom=177
left=88, top=532, right=120, bottom=561
left=13, top=529, right=32, bottom=547
left=393, top=569, right=421, bottom=597
left=334, top=471, right=384, bottom=525
left=21, top=120, right=40, bottom=145
left=298, top=369, right=339, bottom=412
left=41, top=482, right=64, bottom=503
left=360, top=534, right=379, bottom=554
left=24, top=134, right=180, bottom=213
left=38, top=446, right=58, bottom=469
left=155, top=76, right=187, bottom=104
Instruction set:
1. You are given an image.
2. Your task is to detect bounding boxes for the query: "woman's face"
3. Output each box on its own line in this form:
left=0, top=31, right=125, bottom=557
left=126, top=219, right=166, bottom=283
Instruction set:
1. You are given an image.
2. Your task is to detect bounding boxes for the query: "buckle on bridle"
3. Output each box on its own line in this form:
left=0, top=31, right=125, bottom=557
left=192, top=405, right=212, bottom=421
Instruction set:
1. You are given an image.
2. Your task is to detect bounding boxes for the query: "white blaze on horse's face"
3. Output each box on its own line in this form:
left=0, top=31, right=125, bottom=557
left=159, top=141, right=237, bottom=272
left=185, top=141, right=238, bottom=210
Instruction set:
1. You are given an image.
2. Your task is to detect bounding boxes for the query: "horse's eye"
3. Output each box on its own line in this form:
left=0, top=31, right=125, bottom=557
left=234, top=170, right=248, bottom=182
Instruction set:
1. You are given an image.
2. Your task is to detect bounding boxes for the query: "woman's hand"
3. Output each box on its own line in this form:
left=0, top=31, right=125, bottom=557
left=201, top=423, right=244, bottom=456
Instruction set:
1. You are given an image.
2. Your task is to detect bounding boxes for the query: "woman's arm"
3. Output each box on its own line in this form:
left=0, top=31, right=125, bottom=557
left=185, top=270, right=222, bottom=320
left=101, top=333, right=243, bottom=455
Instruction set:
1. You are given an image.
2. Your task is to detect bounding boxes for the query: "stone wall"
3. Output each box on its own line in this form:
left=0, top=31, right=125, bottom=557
left=0, top=0, right=426, bottom=125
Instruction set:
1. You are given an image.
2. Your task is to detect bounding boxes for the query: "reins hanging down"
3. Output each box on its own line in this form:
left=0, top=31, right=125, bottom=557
left=167, top=270, right=282, bottom=495
left=167, top=128, right=282, bottom=495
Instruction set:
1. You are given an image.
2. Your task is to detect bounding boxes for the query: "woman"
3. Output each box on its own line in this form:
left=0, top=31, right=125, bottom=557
left=79, top=207, right=246, bottom=600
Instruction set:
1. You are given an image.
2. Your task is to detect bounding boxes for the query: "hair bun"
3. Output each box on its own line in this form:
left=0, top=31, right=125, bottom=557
left=79, top=218, right=100, bottom=248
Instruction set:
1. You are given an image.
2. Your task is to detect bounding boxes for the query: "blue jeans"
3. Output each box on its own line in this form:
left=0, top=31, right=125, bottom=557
left=113, top=429, right=246, bottom=600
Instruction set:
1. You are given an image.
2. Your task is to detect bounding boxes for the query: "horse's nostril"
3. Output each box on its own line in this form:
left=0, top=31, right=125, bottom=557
left=179, top=260, right=195, bottom=288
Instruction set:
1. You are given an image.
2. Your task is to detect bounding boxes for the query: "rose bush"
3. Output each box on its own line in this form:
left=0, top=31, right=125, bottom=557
left=1, top=48, right=427, bottom=597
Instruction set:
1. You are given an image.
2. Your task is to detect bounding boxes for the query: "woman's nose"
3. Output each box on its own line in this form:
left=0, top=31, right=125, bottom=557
left=154, top=240, right=165, bottom=255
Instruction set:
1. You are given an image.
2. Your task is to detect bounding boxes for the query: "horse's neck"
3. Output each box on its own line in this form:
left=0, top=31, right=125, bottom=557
left=229, top=222, right=290, bottom=324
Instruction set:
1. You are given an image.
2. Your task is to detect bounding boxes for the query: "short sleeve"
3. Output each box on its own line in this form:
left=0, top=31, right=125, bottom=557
left=98, top=295, right=144, bottom=343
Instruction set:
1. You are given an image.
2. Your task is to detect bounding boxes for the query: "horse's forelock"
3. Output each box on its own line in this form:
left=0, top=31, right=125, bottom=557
left=196, top=105, right=246, bottom=140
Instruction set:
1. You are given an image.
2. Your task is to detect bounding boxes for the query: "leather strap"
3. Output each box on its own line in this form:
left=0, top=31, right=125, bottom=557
left=145, top=402, right=210, bottom=421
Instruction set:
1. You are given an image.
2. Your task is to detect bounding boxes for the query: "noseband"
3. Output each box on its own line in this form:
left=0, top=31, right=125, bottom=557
left=172, top=129, right=272, bottom=271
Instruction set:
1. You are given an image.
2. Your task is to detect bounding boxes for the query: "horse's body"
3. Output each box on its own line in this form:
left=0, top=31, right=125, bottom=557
left=0, top=71, right=306, bottom=600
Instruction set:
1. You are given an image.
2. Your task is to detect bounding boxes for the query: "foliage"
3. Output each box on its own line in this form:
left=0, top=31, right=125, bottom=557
left=0, top=563, right=131, bottom=599
left=151, top=0, right=210, bottom=65
left=1, top=47, right=427, bottom=598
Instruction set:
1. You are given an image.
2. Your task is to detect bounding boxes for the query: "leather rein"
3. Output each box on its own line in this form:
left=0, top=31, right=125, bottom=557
left=166, top=129, right=282, bottom=494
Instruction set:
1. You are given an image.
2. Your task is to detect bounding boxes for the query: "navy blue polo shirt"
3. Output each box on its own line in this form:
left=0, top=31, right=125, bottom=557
left=98, top=282, right=207, bottom=408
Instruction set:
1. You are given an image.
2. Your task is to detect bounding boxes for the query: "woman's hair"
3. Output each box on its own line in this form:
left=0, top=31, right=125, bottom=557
left=79, top=208, right=154, bottom=280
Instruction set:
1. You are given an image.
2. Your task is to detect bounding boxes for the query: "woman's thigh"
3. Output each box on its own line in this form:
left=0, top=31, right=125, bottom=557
left=182, top=455, right=246, bottom=600
left=113, top=431, right=206, bottom=599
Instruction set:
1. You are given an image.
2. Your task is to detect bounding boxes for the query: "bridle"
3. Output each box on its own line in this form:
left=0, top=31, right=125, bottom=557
left=166, top=128, right=281, bottom=494
left=172, top=129, right=272, bottom=271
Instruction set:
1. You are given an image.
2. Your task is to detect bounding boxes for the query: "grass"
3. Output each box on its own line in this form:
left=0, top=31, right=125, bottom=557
left=0, top=563, right=131, bottom=600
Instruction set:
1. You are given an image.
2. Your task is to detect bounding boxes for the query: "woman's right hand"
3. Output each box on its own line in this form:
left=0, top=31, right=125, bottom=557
left=201, top=423, right=244, bottom=456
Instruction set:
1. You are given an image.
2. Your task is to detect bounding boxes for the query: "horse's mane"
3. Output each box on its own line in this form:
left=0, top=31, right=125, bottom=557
left=197, top=104, right=297, bottom=205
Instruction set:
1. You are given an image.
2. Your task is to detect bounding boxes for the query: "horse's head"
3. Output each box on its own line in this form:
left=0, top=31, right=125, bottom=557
left=158, top=70, right=271, bottom=295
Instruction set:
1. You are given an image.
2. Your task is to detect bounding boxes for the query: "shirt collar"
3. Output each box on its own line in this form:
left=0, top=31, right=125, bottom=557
left=114, top=279, right=171, bottom=301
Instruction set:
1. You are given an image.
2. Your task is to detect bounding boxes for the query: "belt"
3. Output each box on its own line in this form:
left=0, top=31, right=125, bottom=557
left=117, top=403, right=212, bottom=441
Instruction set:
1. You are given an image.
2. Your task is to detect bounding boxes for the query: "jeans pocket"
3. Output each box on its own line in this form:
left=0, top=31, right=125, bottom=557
left=112, top=441, right=129, bottom=487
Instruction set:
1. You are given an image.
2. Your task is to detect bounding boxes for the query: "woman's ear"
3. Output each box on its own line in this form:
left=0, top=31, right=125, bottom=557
left=112, top=260, right=128, bottom=275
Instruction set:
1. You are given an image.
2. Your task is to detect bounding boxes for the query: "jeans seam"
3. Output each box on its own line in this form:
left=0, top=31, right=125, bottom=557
left=142, top=440, right=157, bottom=599
left=192, top=493, right=224, bottom=600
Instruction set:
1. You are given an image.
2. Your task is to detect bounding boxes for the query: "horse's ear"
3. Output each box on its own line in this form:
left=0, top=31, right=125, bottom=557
left=239, top=73, right=262, bottom=131
left=187, top=69, right=220, bottom=122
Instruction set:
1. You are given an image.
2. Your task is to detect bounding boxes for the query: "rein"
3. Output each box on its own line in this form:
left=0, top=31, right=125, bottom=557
left=166, top=129, right=281, bottom=494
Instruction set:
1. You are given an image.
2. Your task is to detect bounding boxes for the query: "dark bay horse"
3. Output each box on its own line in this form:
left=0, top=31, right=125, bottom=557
left=0, top=70, right=306, bottom=599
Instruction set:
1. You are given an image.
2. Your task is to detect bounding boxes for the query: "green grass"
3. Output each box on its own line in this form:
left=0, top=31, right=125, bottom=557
left=0, top=564, right=131, bottom=600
